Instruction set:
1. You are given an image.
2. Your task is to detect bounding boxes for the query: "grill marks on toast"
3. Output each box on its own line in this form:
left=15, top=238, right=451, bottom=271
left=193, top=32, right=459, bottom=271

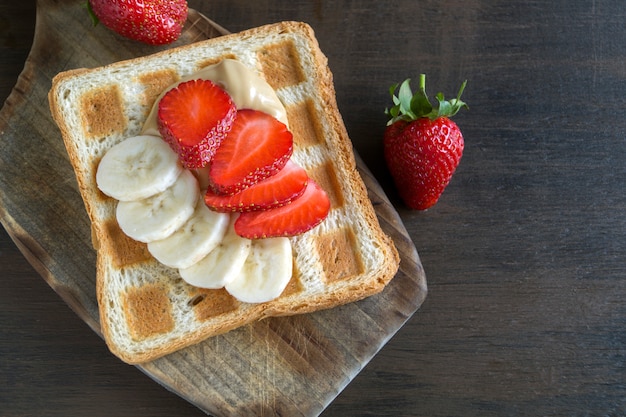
left=258, top=41, right=306, bottom=90
left=123, top=283, right=175, bottom=340
left=102, top=220, right=152, bottom=267
left=316, top=228, right=364, bottom=283
left=198, top=53, right=238, bottom=71
left=307, top=162, right=344, bottom=209
left=137, top=69, right=180, bottom=109
left=281, top=266, right=305, bottom=298
left=287, top=99, right=325, bottom=150
left=188, top=288, right=240, bottom=321
left=80, top=85, right=127, bottom=138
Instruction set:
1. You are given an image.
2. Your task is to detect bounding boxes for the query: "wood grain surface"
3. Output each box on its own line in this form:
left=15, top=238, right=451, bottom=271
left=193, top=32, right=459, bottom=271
left=2, top=0, right=625, bottom=416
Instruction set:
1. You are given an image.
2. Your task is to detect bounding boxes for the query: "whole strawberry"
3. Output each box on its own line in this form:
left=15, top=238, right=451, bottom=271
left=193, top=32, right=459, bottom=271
left=87, top=0, right=188, bottom=45
left=384, top=74, right=467, bottom=210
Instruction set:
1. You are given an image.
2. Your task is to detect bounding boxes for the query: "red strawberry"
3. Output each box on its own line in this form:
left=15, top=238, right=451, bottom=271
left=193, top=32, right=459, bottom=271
left=87, top=0, right=188, bottom=46
left=209, top=109, right=293, bottom=195
left=384, top=74, right=468, bottom=210
left=204, top=161, right=309, bottom=212
left=157, top=79, right=236, bottom=169
left=234, top=180, right=330, bottom=239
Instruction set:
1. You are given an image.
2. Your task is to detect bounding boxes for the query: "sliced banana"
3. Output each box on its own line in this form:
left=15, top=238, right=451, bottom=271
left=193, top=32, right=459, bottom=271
left=147, top=199, right=230, bottom=269
left=116, top=169, right=199, bottom=243
left=96, top=135, right=182, bottom=201
left=225, top=237, right=292, bottom=304
left=179, top=216, right=251, bottom=289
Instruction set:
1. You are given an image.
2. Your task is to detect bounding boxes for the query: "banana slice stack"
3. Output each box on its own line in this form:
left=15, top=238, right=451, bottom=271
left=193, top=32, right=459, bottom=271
left=96, top=135, right=293, bottom=303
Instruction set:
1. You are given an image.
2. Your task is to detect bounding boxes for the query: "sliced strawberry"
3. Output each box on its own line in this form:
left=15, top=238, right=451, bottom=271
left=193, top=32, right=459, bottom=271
left=205, top=161, right=308, bottom=212
left=234, top=180, right=331, bottom=239
left=158, top=79, right=236, bottom=169
left=208, top=109, right=293, bottom=195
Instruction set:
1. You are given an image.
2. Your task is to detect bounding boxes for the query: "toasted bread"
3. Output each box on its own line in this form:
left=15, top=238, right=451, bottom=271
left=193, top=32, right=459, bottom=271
left=48, top=21, right=399, bottom=364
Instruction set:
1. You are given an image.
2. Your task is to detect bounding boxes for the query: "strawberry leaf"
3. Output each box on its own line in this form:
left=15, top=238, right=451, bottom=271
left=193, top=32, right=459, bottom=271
left=385, top=74, right=468, bottom=125
left=410, top=75, right=434, bottom=118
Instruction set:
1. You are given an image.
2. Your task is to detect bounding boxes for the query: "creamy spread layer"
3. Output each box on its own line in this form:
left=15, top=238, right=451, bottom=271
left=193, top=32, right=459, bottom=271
left=142, top=59, right=288, bottom=137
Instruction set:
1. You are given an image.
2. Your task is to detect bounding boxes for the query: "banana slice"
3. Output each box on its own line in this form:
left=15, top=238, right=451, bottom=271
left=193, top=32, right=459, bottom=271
left=225, top=237, right=292, bottom=304
left=96, top=135, right=182, bottom=201
left=179, top=216, right=251, bottom=289
left=116, top=169, right=199, bottom=243
left=147, top=199, right=230, bottom=269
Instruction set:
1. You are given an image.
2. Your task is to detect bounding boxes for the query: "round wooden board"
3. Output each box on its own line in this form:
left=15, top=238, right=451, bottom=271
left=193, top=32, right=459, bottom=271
left=0, top=1, right=427, bottom=415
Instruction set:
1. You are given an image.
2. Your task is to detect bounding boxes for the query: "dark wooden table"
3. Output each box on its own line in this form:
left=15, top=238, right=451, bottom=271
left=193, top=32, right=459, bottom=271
left=1, top=1, right=624, bottom=416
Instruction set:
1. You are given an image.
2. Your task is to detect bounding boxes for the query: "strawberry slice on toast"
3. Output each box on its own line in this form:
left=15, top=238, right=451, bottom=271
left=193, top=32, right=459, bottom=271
left=234, top=180, right=331, bottom=239
left=158, top=79, right=236, bottom=169
left=204, top=160, right=308, bottom=212
left=208, top=109, right=293, bottom=195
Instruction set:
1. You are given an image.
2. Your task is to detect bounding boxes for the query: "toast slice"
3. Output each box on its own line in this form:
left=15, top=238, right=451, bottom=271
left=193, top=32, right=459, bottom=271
left=48, top=21, right=399, bottom=364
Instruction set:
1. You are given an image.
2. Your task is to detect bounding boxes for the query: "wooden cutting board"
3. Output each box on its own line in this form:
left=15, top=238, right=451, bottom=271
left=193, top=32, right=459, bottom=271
left=0, top=1, right=427, bottom=415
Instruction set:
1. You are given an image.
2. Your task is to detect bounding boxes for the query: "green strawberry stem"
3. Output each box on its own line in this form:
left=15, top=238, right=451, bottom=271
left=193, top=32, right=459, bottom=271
left=84, top=1, right=100, bottom=27
left=385, top=74, right=468, bottom=126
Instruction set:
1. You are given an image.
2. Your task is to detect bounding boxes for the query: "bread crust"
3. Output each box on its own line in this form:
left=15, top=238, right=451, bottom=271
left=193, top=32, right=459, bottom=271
left=49, top=21, right=399, bottom=364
